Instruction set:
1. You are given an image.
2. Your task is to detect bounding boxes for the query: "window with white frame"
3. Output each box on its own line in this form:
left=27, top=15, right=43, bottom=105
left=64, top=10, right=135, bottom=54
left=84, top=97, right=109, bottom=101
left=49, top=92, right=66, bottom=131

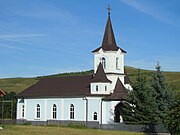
left=102, top=57, right=106, bottom=69
left=21, top=105, right=24, bottom=118
left=93, top=112, right=97, bottom=120
left=36, top=104, right=40, bottom=118
left=70, top=104, right=74, bottom=119
left=52, top=104, right=57, bottom=119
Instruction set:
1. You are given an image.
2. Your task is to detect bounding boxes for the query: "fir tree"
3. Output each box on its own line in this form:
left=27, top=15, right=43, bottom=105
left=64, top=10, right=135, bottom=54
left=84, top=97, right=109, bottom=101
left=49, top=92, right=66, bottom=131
left=151, top=63, right=174, bottom=123
left=123, top=70, right=159, bottom=124
left=164, top=93, right=180, bottom=135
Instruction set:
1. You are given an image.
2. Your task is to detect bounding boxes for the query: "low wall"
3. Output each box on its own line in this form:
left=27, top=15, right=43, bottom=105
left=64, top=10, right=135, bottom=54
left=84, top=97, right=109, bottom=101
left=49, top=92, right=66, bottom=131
left=0, top=119, right=16, bottom=125
left=101, top=123, right=169, bottom=133
left=16, top=119, right=99, bottom=128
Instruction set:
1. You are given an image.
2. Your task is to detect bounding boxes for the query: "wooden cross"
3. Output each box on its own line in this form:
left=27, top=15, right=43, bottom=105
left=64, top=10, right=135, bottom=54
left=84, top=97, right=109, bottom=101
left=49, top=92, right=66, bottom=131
left=107, top=4, right=111, bottom=15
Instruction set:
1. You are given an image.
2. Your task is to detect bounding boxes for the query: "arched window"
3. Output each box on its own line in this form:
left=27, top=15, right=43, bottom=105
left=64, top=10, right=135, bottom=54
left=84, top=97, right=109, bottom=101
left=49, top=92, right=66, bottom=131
left=93, top=112, right=97, bottom=120
left=116, top=57, right=119, bottom=69
left=102, top=57, right=106, bottom=69
left=21, top=105, right=24, bottom=118
left=96, top=85, right=98, bottom=92
left=52, top=104, right=57, bottom=119
left=70, top=104, right=74, bottom=119
left=36, top=104, right=40, bottom=118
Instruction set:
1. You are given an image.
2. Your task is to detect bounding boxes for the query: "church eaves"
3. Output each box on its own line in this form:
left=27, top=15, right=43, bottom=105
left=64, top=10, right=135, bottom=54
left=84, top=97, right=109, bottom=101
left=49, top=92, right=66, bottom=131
left=91, top=63, right=111, bottom=83
left=92, top=7, right=126, bottom=53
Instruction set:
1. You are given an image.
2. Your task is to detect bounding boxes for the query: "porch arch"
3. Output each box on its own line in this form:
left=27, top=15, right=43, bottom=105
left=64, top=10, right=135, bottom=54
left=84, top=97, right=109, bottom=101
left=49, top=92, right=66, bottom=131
left=114, top=102, right=123, bottom=123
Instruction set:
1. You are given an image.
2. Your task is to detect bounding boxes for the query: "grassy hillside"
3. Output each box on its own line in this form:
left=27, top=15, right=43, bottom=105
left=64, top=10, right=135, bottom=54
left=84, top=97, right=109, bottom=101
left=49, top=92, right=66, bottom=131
left=0, top=66, right=179, bottom=94
left=0, top=78, right=38, bottom=94
left=1, top=125, right=144, bottom=135
left=125, top=66, right=180, bottom=92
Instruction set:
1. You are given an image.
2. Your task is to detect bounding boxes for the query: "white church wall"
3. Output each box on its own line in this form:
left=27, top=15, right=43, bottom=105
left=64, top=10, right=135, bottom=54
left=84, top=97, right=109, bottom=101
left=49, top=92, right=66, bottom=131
left=25, top=98, right=46, bottom=121
left=63, top=98, right=86, bottom=121
left=17, top=98, right=125, bottom=124
left=90, top=83, right=110, bottom=94
left=16, top=98, right=25, bottom=120
left=101, top=101, right=112, bottom=124
left=87, top=97, right=102, bottom=122
left=22, top=97, right=87, bottom=122
left=93, top=48, right=125, bottom=74
left=46, top=99, right=61, bottom=120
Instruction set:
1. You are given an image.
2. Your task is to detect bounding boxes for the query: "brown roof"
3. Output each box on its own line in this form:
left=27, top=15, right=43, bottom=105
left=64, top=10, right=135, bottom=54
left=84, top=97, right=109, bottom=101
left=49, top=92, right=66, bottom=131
left=124, top=68, right=131, bottom=84
left=103, top=78, right=128, bottom=100
left=17, top=75, right=93, bottom=98
left=92, top=14, right=126, bottom=53
left=16, top=63, right=113, bottom=98
left=91, top=63, right=111, bottom=83
left=0, top=89, right=6, bottom=97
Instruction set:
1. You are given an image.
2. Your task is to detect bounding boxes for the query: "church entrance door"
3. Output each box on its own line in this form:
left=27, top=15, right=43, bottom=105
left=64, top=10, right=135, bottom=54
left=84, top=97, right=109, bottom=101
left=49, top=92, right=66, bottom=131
left=114, top=102, right=123, bottom=123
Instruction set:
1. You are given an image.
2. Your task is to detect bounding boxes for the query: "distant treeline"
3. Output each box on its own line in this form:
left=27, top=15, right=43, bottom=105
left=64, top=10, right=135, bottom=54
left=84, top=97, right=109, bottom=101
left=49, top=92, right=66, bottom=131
left=37, top=69, right=94, bottom=79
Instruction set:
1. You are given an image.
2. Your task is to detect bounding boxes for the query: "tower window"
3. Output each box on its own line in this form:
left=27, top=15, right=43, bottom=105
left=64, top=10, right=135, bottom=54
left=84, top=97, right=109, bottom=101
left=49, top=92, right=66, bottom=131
left=96, top=85, right=98, bottom=92
left=70, top=104, right=74, bottom=119
left=52, top=104, right=57, bottom=119
left=102, top=57, right=106, bottom=69
left=116, top=57, right=119, bottom=70
left=93, top=112, right=97, bottom=120
left=105, top=86, right=107, bottom=91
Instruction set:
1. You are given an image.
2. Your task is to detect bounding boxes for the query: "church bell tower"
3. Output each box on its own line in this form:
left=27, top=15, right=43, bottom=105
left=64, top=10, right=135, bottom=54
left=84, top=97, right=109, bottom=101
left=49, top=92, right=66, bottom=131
left=92, top=5, right=131, bottom=91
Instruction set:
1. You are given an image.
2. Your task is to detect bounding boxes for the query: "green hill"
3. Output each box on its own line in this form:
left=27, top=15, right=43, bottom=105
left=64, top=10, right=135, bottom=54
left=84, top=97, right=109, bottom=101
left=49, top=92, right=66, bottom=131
left=0, top=66, right=179, bottom=94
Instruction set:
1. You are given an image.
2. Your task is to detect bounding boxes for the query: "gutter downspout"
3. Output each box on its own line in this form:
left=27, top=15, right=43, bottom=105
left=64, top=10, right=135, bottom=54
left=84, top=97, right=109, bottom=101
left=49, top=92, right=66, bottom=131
left=100, top=99, right=103, bottom=129
left=83, top=97, right=88, bottom=127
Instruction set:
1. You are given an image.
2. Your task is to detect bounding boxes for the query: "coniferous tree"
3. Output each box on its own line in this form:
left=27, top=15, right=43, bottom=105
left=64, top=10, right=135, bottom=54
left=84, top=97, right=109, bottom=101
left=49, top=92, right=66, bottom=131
left=151, top=63, right=174, bottom=123
left=164, top=93, right=180, bottom=135
left=123, top=70, right=159, bottom=124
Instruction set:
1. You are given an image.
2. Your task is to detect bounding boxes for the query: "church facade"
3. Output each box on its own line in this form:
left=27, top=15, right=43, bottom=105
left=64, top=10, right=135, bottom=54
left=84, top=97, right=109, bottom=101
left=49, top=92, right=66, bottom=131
left=16, top=8, right=132, bottom=127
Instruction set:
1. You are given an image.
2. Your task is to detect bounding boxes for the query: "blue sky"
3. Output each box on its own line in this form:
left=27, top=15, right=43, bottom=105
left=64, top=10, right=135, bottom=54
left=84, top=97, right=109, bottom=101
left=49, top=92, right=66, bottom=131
left=0, top=0, right=180, bottom=78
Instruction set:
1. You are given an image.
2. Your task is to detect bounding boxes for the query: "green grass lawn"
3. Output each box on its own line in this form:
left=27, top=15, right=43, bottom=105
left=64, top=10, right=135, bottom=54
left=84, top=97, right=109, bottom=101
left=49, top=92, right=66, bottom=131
left=0, top=125, right=144, bottom=135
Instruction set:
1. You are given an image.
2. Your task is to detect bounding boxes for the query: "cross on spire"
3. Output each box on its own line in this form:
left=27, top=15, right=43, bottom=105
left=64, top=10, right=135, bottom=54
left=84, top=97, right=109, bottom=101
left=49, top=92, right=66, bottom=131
left=107, top=4, right=111, bottom=15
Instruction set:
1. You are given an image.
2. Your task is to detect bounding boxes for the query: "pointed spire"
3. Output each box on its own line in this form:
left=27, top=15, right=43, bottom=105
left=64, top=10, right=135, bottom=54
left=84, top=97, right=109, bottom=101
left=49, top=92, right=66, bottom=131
left=101, top=5, right=118, bottom=51
left=92, top=5, right=126, bottom=53
left=91, top=63, right=111, bottom=83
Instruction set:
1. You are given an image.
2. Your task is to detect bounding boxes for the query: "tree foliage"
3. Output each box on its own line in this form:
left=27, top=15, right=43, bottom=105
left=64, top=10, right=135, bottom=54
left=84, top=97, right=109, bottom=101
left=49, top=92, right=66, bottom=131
left=0, top=91, right=16, bottom=119
left=123, top=70, right=159, bottom=124
left=164, top=93, right=180, bottom=135
left=151, top=63, right=174, bottom=123
left=123, top=63, right=175, bottom=129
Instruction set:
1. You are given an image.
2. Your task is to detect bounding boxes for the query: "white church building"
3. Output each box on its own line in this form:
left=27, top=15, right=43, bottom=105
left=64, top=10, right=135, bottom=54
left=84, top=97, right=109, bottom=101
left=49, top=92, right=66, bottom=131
left=16, top=7, right=132, bottom=128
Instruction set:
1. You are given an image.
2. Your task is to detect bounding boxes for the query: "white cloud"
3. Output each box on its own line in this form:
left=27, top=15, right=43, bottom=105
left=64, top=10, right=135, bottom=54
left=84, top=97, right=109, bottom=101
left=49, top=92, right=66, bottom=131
left=0, top=34, right=46, bottom=39
left=0, top=43, right=25, bottom=51
left=120, top=0, right=180, bottom=27
left=12, top=5, right=78, bottom=25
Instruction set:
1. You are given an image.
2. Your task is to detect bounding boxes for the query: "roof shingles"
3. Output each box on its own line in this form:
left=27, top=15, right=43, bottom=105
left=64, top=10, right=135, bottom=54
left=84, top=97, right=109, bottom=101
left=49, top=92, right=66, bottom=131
left=103, top=78, right=128, bottom=100
left=17, top=75, right=92, bottom=98
left=91, top=63, right=111, bottom=83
